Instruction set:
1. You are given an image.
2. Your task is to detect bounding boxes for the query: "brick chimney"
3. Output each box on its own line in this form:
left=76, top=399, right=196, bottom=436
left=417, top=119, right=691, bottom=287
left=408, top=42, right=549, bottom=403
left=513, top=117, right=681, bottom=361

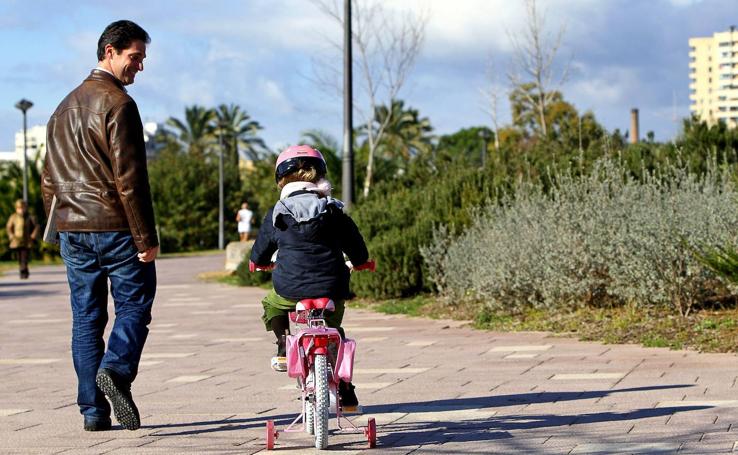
left=630, top=108, right=639, bottom=144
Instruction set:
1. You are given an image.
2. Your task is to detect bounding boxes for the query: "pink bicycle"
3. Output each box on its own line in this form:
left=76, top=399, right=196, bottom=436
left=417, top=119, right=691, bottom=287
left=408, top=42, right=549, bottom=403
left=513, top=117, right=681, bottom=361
left=262, top=261, right=377, bottom=450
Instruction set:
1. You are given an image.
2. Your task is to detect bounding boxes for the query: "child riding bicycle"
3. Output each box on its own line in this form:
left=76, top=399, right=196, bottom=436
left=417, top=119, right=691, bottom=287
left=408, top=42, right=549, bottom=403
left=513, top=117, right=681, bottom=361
left=249, top=145, right=370, bottom=408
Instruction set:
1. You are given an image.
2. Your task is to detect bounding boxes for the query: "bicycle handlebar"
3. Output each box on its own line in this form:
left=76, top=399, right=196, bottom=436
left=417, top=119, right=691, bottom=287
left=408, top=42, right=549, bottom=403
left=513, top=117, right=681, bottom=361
left=249, top=259, right=376, bottom=273
left=248, top=260, right=274, bottom=272
left=352, top=260, right=376, bottom=272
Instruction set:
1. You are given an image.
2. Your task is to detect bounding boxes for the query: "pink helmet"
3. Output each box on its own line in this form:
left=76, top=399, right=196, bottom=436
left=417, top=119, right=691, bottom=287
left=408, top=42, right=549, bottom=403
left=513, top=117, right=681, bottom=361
left=275, top=145, right=327, bottom=183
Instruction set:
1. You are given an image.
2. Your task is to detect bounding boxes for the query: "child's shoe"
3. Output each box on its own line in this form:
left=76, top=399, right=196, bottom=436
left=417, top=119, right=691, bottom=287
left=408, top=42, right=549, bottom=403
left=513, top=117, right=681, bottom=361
left=339, top=381, right=359, bottom=410
left=271, top=335, right=287, bottom=372
left=271, top=356, right=287, bottom=372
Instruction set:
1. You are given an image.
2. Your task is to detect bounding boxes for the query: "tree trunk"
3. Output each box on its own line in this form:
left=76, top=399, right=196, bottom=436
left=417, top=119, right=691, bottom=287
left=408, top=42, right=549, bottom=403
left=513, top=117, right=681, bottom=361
left=363, top=144, right=375, bottom=198
left=538, top=91, right=548, bottom=136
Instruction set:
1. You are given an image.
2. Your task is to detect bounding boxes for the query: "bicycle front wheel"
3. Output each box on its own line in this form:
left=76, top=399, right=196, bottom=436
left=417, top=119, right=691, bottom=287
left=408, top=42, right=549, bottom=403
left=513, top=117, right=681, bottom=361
left=305, top=370, right=315, bottom=435
left=313, top=354, right=330, bottom=449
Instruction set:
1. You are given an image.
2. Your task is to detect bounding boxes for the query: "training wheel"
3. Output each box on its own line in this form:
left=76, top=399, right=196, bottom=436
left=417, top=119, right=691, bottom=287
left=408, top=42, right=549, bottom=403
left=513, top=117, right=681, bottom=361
left=266, top=419, right=276, bottom=450
left=366, top=417, right=376, bottom=448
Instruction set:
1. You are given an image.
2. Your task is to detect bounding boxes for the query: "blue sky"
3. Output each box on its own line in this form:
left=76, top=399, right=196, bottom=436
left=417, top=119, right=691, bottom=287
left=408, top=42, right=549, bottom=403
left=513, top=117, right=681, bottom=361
left=0, top=0, right=734, bottom=152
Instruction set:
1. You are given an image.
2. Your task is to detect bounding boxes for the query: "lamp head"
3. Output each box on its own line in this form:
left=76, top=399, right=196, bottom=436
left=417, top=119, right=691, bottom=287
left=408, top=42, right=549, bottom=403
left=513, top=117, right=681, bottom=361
left=15, top=99, right=33, bottom=113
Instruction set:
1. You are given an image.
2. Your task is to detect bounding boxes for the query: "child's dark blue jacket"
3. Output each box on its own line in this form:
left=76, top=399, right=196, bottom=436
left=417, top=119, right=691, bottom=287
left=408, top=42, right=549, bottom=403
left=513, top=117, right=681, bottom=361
left=250, top=190, right=369, bottom=301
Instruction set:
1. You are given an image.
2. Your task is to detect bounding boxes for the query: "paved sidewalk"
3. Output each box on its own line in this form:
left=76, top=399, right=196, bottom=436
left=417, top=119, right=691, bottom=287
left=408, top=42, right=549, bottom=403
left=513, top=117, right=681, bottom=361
left=1, top=254, right=738, bottom=454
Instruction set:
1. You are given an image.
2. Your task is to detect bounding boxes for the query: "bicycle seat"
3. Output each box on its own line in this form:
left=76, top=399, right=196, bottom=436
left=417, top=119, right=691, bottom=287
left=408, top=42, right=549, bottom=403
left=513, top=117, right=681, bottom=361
left=296, top=298, right=335, bottom=311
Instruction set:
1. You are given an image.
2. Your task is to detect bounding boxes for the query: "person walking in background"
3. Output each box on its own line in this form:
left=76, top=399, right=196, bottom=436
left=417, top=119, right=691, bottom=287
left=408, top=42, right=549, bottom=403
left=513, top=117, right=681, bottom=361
left=5, top=199, right=39, bottom=279
left=237, top=201, right=254, bottom=242
left=42, top=20, right=158, bottom=432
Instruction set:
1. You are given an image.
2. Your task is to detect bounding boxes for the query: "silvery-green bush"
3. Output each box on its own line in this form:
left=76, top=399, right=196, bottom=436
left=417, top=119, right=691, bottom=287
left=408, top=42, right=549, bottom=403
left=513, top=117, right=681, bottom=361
left=422, top=157, right=738, bottom=316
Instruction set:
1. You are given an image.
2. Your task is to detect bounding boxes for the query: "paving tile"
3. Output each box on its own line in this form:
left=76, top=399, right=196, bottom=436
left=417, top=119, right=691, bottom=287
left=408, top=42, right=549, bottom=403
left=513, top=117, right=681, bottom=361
left=551, top=373, right=625, bottom=380
left=0, top=358, right=61, bottom=365
left=0, top=408, right=31, bottom=416
left=571, top=442, right=681, bottom=453
left=488, top=344, right=553, bottom=353
left=166, top=375, right=213, bottom=383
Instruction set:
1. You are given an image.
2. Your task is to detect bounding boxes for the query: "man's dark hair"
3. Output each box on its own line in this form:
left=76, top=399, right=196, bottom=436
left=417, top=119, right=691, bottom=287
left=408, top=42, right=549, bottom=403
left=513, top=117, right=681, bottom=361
left=97, top=20, right=150, bottom=61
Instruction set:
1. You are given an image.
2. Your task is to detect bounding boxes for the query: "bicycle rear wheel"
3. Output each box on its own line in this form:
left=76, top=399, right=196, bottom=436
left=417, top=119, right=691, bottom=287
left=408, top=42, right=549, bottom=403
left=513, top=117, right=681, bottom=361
left=313, top=354, right=330, bottom=449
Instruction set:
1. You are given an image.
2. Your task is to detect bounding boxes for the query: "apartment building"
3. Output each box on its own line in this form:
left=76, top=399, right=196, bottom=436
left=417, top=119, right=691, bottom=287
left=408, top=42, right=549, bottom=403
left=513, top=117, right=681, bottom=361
left=689, top=27, right=738, bottom=127
left=14, top=124, right=47, bottom=164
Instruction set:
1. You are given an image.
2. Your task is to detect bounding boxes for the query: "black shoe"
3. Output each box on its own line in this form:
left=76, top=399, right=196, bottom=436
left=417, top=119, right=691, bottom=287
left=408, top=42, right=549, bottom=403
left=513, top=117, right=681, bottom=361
left=83, top=417, right=112, bottom=432
left=339, top=381, right=359, bottom=408
left=95, top=368, right=140, bottom=431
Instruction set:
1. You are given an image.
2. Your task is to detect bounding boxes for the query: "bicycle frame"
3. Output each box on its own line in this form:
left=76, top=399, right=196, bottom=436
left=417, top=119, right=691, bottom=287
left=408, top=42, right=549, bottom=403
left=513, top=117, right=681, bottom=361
left=259, top=261, right=377, bottom=449
left=282, top=299, right=359, bottom=433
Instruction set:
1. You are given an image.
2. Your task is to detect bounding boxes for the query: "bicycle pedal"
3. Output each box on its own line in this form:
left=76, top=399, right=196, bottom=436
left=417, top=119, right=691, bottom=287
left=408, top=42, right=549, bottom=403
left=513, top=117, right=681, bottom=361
left=341, top=405, right=362, bottom=414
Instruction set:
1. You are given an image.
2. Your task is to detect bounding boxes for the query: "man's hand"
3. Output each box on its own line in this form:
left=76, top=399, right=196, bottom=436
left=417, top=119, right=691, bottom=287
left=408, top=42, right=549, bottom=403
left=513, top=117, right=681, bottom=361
left=138, top=246, right=159, bottom=263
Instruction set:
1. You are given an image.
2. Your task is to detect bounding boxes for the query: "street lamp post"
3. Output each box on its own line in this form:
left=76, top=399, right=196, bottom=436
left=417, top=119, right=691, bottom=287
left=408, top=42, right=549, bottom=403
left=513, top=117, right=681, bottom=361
left=341, top=0, right=354, bottom=209
left=218, top=128, right=225, bottom=250
left=14, top=99, right=33, bottom=203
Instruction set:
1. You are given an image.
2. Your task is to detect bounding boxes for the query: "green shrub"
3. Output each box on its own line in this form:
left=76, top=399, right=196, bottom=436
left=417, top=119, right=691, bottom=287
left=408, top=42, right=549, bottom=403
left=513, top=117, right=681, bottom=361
left=694, top=244, right=738, bottom=286
left=350, top=165, right=504, bottom=298
left=422, top=156, right=738, bottom=316
left=235, top=253, right=272, bottom=287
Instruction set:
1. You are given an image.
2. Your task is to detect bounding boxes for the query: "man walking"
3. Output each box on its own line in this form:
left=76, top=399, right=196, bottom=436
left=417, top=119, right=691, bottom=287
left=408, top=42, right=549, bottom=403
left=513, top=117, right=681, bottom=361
left=42, top=20, right=158, bottom=432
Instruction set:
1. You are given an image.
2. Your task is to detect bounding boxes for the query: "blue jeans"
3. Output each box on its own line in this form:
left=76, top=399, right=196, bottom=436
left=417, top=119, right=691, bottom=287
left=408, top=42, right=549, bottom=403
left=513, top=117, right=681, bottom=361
left=60, top=231, right=156, bottom=421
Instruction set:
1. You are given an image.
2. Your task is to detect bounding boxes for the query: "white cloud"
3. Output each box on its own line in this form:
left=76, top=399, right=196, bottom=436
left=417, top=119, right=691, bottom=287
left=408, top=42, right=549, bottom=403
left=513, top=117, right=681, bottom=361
left=668, top=0, right=703, bottom=6
left=176, top=74, right=215, bottom=106
left=163, top=1, right=337, bottom=53
left=258, top=78, right=293, bottom=114
left=391, top=0, right=607, bottom=59
left=567, top=65, right=639, bottom=106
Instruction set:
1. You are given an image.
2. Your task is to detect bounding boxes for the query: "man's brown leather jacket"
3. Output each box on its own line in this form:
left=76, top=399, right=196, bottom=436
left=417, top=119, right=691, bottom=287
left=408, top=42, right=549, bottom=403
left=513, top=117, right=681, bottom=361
left=42, top=69, right=158, bottom=252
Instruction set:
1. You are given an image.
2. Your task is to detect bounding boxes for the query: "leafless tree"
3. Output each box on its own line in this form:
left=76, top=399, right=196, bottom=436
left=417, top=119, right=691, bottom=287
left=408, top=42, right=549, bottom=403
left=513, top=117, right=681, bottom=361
left=312, top=0, right=427, bottom=197
left=507, top=0, right=569, bottom=137
left=479, top=59, right=503, bottom=152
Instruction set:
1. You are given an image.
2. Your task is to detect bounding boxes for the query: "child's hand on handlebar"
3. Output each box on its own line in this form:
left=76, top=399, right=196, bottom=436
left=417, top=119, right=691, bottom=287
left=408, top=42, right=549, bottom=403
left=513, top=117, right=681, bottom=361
left=249, top=260, right=275, bottom=272
left=346, top=259, right=376, bottom=272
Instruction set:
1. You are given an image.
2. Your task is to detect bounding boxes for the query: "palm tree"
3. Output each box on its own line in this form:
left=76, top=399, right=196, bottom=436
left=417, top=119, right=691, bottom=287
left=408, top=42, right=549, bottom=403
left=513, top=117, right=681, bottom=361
left=299, top=129, right=342, bottom=180
left=377, top=99, right=433, bottom=162
left=214, top=104, right=266, bottom=166
left=166, top=105, right=216, bottom=156
left=359, top=99, right=433, bottom=179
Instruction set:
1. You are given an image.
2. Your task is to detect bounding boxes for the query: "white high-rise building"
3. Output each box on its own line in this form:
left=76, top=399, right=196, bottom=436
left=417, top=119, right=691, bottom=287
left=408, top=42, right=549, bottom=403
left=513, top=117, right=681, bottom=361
left=15, top=124, right=47, bottom=165
left=689, top=27, right=738, bottom=127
